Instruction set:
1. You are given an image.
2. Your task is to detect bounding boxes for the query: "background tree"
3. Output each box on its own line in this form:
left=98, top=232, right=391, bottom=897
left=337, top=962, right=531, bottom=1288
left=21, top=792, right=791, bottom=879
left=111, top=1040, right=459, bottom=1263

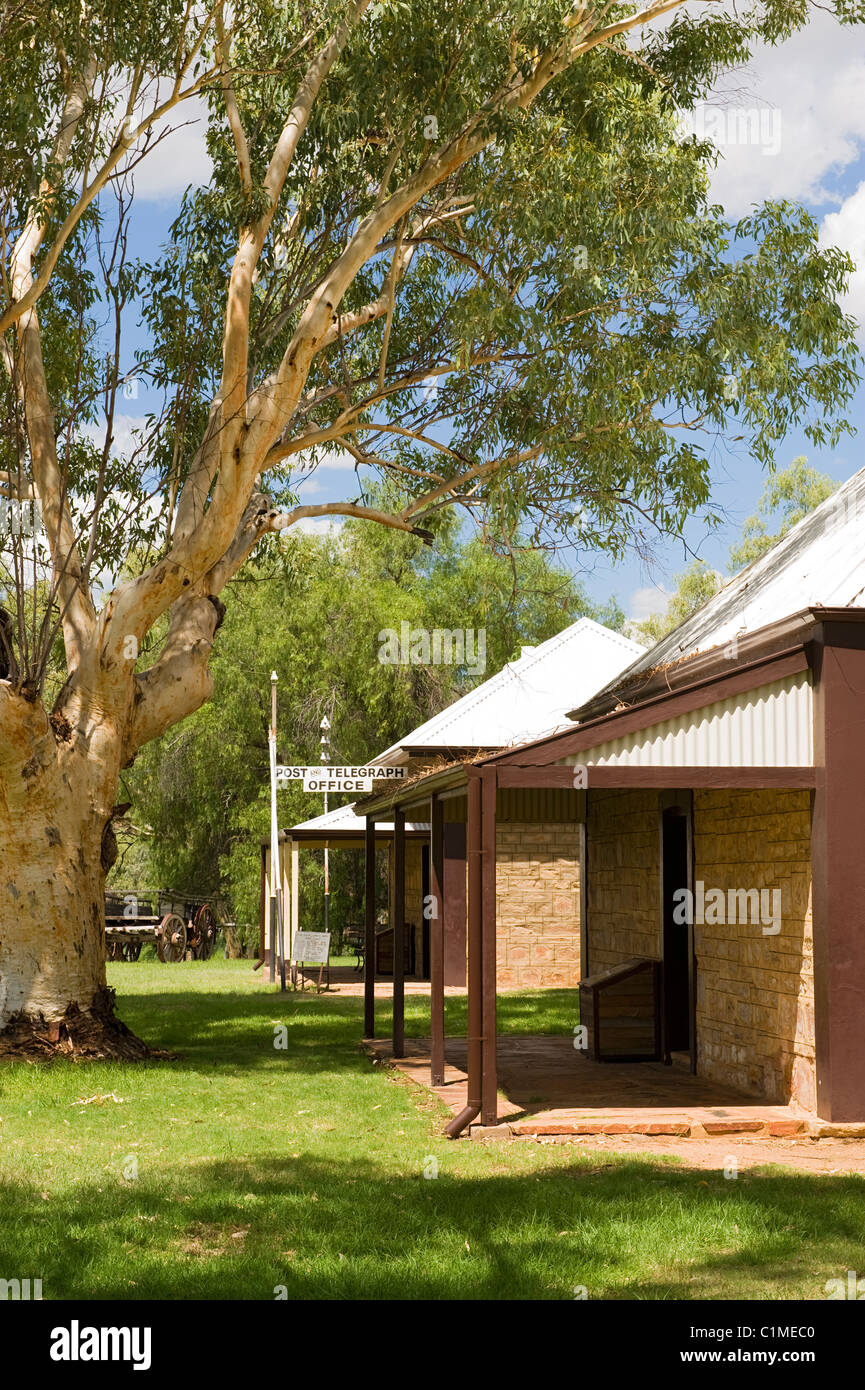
left=117, top=500, right=622, bottom=944
left=630, top=557, right=723, bottom=644
left=631, top=457, right=839, bottom=640
left=0, top=0, right=861, bottom=1054
left=729, top=456, right=838, bottom=570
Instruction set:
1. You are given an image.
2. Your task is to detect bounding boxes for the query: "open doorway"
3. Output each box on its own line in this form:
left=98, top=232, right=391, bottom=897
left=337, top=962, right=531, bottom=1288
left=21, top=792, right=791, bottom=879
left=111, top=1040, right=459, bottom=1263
left=660, top=796, right=696, bottom=1071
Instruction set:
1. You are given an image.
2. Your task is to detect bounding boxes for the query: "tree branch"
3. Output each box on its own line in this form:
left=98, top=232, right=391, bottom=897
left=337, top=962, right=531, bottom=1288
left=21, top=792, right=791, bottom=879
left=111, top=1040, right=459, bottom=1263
left=215, top=3, right=253, bottom=196
left=0, top=34, right=221, bottom=337
left=266, top=501, right=433, bottom=540
left=209, top=0, right=373, bottom=447
left=108, top=0, right=692, bottom=674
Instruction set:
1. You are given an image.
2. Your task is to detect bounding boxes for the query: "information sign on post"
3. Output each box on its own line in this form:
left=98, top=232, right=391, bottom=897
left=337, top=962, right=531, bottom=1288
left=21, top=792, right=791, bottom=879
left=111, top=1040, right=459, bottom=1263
left=290, top=930, right=332, bottom=993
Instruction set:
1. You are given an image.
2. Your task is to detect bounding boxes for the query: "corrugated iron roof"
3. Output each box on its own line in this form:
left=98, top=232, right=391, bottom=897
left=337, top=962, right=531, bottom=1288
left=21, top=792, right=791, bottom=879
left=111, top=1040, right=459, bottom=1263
left=569, top=465, right=865, bottom=720
left=372, top=617, right=644, bottom=764
left=289, top=804, right=429, bottom=833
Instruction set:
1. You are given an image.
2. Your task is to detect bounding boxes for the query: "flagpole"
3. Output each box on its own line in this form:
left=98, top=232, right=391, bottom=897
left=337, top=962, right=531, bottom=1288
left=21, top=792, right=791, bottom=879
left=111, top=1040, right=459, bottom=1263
left=269, top=672, right=286, bottom=992
left=320, top=715, right=331, bottom=942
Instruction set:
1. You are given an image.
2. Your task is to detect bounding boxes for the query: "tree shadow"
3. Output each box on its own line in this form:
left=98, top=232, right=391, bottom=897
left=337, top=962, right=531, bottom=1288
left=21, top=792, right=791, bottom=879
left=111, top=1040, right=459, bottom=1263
left=0, top=1150, right=862, bottom=1301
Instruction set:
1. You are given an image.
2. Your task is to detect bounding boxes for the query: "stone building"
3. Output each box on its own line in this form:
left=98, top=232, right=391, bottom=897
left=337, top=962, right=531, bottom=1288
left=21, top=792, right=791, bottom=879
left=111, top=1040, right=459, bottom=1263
left=360, top=466, right=865, bottom=1130
left=260, top=617, right=642, bottom=983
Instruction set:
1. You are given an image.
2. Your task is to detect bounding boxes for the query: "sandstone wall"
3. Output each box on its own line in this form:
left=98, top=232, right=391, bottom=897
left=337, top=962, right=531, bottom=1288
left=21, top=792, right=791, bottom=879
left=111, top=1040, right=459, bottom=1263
left=693, top=788, right=814, bottom=1109
left=495, top=823, right=581, bottom=988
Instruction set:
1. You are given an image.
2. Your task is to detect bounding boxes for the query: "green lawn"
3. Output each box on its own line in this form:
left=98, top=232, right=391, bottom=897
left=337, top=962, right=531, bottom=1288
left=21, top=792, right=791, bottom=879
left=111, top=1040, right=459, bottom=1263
left=0, top=959, right=861, bottom=1300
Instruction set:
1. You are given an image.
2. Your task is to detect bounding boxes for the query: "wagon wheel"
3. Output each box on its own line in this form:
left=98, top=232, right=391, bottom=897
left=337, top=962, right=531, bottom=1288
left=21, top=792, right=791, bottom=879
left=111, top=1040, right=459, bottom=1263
left=122, top=941, right=142, bottom=962
left=107, top=940, right=124, bottom=962
left=192, top=904, right=217, bottom=960
left=156, top=913, right=187, bottom=963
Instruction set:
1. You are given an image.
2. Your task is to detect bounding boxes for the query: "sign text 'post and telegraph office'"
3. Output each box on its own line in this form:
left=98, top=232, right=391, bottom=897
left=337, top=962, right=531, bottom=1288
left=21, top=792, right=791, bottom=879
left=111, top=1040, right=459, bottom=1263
left=275, top=765, right=407, bottom=794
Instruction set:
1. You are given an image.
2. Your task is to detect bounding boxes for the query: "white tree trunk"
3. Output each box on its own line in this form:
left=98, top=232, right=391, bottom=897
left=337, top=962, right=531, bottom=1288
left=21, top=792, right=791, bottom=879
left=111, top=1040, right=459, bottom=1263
left=0, top=685, right=147, bottom=1058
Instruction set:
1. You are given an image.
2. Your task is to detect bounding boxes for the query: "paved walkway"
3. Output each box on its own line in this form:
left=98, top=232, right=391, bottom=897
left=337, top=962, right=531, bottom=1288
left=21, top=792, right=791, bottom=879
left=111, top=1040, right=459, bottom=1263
left=363, top=1035, right=865, bottom=1142
left=321, top=967, right=465, bottom=998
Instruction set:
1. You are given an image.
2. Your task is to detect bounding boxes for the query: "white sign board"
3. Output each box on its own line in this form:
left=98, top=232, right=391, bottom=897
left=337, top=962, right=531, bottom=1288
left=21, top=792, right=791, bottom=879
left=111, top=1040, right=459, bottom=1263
left=290, top=930, right=331, bottom=964
left=276, top=765, right=406, bottom=784
left=303, top=777, right=372, bottom=793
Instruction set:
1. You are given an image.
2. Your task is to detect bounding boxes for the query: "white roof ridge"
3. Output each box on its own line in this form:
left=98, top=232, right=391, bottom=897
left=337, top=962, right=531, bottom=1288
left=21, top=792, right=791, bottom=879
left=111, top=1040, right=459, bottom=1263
left=377, top=617, right=643, bottom=753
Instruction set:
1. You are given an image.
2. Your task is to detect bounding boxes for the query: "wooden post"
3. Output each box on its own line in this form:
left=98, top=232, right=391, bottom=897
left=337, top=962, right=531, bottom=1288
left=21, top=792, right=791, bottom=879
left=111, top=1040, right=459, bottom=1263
left=812, top=622, right=865, bottom=1120
left=466, top=773, right=483, bottom=1117
left=364, top=815, right=376, bottom=1039
left=290, top=839, right=300, bottom=986
left=579, top=807, right=589, bottom=982
left=444, top=775, right=483, bottom=1139
left=430, top=793, right=445, bottom=1086
left=258, top=844, right=267, bottom=967
left=443, top=821, right=467, bottom=986
left=481, top=767, right=498, bottom=1126
left=393, top=807, right=406, bottom=1059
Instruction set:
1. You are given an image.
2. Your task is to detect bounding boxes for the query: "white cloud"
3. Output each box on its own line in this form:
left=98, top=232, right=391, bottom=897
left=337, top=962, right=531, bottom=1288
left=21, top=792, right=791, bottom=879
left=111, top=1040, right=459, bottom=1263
left=673, top=11, right=865, bottom=217
left=628, top=583, right=672, bottom=622
left=79, top=413, right=150, bottom=459
left=291, top=446, right=360, bottom=472
left=288, top=516, right=344, bottom=538
left=821, top=180, right=865, bottom=342
left=123, top=94, right=212, bottom=203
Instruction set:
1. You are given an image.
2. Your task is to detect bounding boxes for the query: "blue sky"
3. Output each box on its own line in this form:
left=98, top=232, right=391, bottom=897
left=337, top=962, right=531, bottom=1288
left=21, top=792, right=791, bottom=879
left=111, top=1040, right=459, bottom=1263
left=111, top=7, right=865, bottom=624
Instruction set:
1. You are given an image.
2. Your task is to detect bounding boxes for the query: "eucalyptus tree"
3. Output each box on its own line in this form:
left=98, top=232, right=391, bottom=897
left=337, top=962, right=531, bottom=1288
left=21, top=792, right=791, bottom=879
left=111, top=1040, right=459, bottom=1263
left=121, top=506, right=621, bottom=935
left=0, top=0, right=861, bottom=1054
left=729, top=456, right=838, bottom=569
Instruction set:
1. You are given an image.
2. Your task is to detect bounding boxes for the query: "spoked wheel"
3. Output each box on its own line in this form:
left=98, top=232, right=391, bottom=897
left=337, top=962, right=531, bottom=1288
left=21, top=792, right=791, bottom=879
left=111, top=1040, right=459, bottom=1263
left=156, top=913, right=187, bottom=963
left=107, top=940, right=124, bottom=962
left=192, top=904, right=217, bottom=960
left=122, top=941, right=142, bottom=962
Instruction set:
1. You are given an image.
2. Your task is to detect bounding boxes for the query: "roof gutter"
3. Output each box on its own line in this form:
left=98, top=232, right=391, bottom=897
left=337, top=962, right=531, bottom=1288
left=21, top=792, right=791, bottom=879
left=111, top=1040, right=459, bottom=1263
left=357, top=762, right=471, bottom=818
left=568, top=608, right=823, bottom=724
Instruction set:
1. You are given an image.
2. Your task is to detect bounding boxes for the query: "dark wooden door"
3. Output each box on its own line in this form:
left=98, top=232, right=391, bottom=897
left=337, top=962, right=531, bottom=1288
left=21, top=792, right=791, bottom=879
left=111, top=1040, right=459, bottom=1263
left=421, top=843, right=431, bottom=979
left=443, top=821, right=467, bottom=987
left=660, top=799, right=696, bottom=1068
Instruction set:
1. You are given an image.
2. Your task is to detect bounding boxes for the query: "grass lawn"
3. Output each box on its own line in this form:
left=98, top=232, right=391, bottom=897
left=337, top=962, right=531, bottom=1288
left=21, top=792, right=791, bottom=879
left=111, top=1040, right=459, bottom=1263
left=0, top=959, right=862, bottom=1300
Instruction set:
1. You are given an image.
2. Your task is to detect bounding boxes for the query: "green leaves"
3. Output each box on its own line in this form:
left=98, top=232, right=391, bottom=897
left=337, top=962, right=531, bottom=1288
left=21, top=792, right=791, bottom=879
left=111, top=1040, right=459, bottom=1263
left=123, top=496, right=619, bottom=921
left=2, top=0, right=862, bottom=703
left=729, top=456, right=838, bottom=570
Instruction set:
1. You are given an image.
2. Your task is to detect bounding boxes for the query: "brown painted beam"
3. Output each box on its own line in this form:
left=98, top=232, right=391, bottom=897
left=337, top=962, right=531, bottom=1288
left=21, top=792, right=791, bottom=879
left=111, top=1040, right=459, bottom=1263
left=497, top=764, right=816, bottom=789
left=393, top=807, right=406, bottom=1059
left=812, top=629, right=865, bottom=1120
left=363, top=815, right=376, bottom=1039
left=481, top=767, right=498, bottom=1127
left=429, top=794, right=445, bottom=1087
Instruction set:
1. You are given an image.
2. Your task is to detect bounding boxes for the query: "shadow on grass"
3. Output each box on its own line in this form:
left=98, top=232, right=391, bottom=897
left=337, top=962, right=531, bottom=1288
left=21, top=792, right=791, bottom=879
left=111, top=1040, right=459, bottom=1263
left=0, top=985, right=578, bottom=1081
left=0, top=1149, right=862, bottom=1300
left=3, top=973, right=862, bottom=1301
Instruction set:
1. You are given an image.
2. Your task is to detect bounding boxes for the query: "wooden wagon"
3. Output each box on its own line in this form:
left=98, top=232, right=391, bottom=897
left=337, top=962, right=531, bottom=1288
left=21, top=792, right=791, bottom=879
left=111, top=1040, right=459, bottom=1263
left=104, top=889, right=220, bottom=963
